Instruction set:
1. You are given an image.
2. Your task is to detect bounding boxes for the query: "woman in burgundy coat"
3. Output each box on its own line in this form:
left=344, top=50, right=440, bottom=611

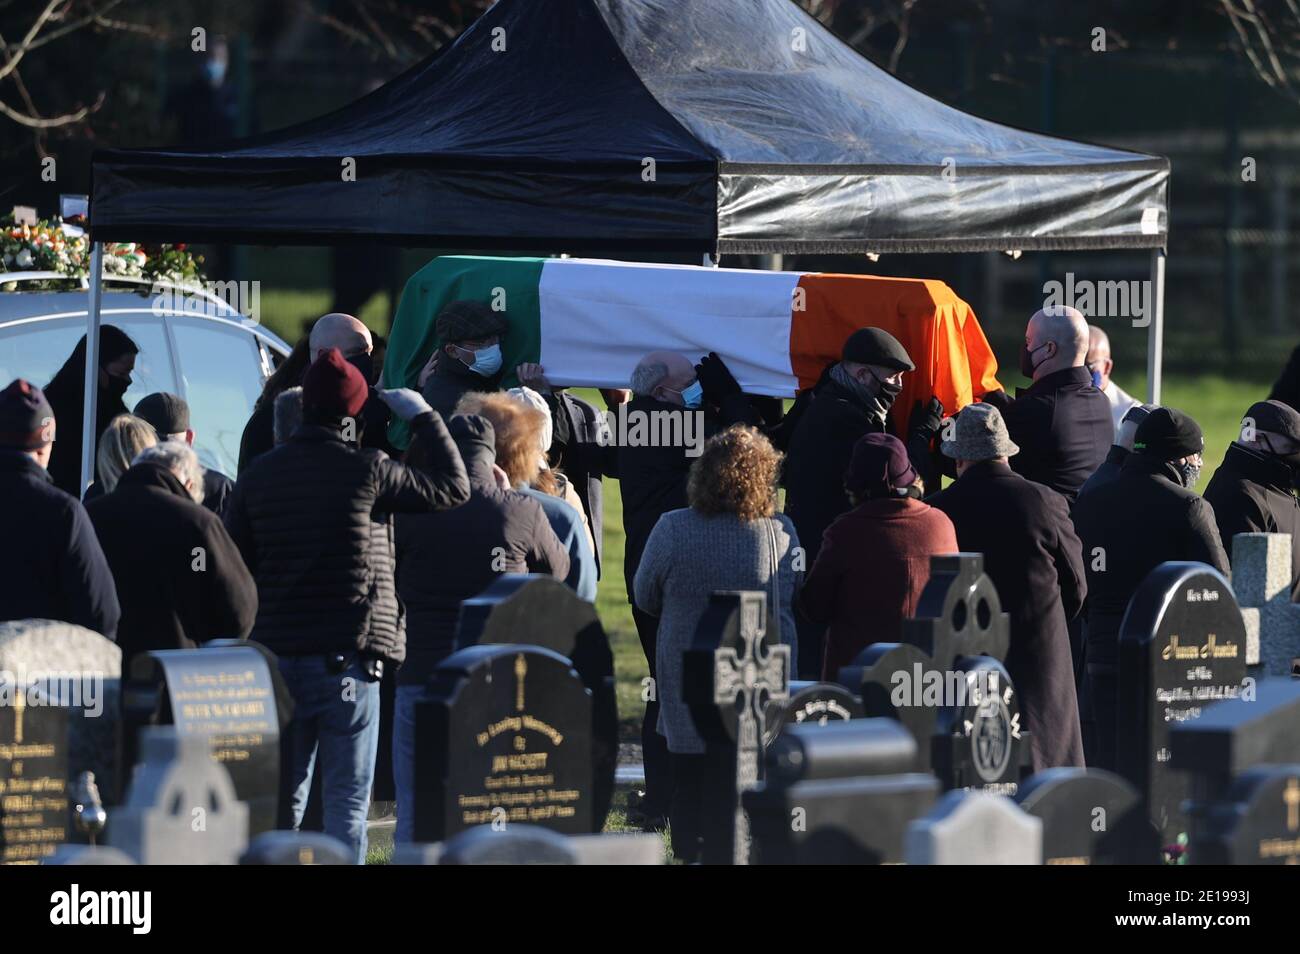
left=800, top=433, right=958, bottom=680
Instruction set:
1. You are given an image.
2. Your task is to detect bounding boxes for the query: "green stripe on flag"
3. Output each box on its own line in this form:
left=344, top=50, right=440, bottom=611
left=385, top=255, right=545, bottom=449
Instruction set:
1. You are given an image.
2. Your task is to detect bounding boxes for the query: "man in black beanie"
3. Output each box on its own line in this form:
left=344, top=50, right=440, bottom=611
left=0, top=379, right=120, bottom=638
left=134, top=391, right=236, bottom=518
left=1204, top=399, right=1300, bottom=598
left=417, top=300, right=510, bottom=418
left=1072, top=406, right=1229, bottom=770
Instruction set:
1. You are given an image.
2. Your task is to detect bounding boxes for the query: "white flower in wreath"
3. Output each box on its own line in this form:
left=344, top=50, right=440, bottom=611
left=15, top=248, right=33, bottom=268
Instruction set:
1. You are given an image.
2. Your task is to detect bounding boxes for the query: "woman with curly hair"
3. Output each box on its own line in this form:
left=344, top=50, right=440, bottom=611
left=633, top=424, right=800, bottom=863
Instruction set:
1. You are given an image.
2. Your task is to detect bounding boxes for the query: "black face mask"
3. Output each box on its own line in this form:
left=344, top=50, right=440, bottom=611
left=104, top=370, right=131, bottom=400
left=346, top=351, right=376, bottom=387
left=866, top=370, right=902, bottom=418
left=1019, top=343, right=1049, bottom=379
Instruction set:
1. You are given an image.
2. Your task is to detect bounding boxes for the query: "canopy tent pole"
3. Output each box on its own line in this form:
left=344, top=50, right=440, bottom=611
left=1146, top=246, right=1166, bottom=404
left=80, top=242, right=104, bottom=494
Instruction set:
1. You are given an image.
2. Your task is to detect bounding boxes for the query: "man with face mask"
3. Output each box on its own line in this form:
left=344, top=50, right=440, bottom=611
left=1204, top=399, right=1300, bottom=599
left=1071, top=406, right=1229, bottom=770
left=985, top=307, right=1112, bottom=503
left=782, top=327, right=914, bottom=677
left=418, top=300, right=509, bottom=418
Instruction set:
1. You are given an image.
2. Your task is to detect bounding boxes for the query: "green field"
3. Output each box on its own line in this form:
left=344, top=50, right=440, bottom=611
left=255, top=291, right=1280, bottom=737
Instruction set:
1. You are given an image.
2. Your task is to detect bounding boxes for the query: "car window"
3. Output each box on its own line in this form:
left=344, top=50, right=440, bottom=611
left=170, top=318, right=264, bottom=478
left=0, top=314, right=176, bottom=400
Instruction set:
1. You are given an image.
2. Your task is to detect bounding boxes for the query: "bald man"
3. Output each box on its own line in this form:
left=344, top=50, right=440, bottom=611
left=1086, top=325, right=1140, bottom=435
left=238, top=312, right=392, bottom=472
left=991, top=306, right=1113, bottom=502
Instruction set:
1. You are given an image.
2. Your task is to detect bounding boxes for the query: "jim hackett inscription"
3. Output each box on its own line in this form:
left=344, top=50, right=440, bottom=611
left=414, top=645, right=593, bottom=842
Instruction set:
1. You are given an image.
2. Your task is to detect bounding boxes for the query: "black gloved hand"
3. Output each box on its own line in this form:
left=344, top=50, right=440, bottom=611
left=980, top=388, right=1013, bottom=413
left=908, top=396, right=944, bottom=440
left=695, top=351, right=742, bottom=404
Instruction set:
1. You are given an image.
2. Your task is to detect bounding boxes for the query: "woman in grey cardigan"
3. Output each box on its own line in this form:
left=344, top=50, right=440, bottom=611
left=633, top=425, right=801, bottom=862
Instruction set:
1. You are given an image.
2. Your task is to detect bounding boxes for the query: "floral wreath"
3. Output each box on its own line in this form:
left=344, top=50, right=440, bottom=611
left=1, top=213, right=206, bottom=291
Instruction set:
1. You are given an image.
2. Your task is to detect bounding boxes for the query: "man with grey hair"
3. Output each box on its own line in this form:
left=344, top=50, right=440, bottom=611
left=1086, top=325, right=1140, bottom=435
left=86, top=438, right=256, bottom=667
left=273, top=387, right=304, bottom=445
left=617, top=348, right=759, bottom=829
left=984, top=306, right=1113, bottom=503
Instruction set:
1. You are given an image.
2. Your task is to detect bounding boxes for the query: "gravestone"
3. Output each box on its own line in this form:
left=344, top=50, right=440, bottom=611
left=44, top=845, right=135, bottom=865
left=932, top=655, right=1025, bottom=795
left=413, top=645, right=593, bottom=842
left=107, top=727, right=249, bottom=865
left=0, top=620, right=120, bottom=795
left=684, top=590, right=790, bottom=865
left=1231, top=533, right=1300, bottom=675
left=456, top=574, right=617, bottom=826
left=762, top=680, right=863, bottom=747
left=1169, top=677, right=1300, bottom=863
left=122, top=640, right=286, bottom=835
left=1117, top=562, right=1248, bottom=845
left=241, top=830, right=353, bottom=865
left=836, top=557, right=1028, bottom=792
left=901, top=554, right=1010, bottom=668
left=836, top=642, right=938, bottom=771
left=905, top=790, right=1042, bottom=865
left=0, top=684, right=68, bottom=864
left=745, top=718, right=939, bottom=864
left=1015, top=768, right=1160, bottom=864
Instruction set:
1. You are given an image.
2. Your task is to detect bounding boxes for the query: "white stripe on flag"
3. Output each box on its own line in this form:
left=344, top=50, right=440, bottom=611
left=537, top=258, right=802, bottom=396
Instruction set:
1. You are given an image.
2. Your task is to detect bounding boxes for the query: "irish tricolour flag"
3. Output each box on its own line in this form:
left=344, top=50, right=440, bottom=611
left=386, top=256, right=1002, bottom=445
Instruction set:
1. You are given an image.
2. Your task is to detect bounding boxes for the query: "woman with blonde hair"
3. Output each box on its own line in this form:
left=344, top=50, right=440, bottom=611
left=633, top=424, right=801, bottom=862
left=456, top=392, right=597, bottom=601
left=92, top=414, right=158, bottom=496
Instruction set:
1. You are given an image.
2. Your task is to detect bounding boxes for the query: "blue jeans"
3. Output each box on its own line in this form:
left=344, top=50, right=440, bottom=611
left=278, top=655, right=381, bottom=864
left=392, top=683, right=436, bottom=845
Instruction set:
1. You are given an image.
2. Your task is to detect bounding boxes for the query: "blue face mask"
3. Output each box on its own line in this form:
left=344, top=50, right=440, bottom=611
left=466, top=343, right=503, bottom=377
left=205, top=60, right=227, bottom=85
left=1090, top=369, right=1103, bottom=389
left=679, top=379, right=704, bottom=409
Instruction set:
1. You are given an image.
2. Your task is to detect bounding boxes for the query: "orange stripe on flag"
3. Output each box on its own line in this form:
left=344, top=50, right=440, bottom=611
left=791, top=273, right=1002, bottom=432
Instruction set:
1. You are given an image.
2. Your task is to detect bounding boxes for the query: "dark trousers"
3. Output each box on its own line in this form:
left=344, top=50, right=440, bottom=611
left=669, top=752, right=708, bottom=864
left=1081, top=663, right=1117, bottom=772
left=794, top=608, right=825, bottom=681
left=632, top=605, right=674, bottom=817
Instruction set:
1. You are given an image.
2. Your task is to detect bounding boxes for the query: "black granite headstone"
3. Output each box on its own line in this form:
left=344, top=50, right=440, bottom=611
left=685, top=590, right=790, bottom=866
left=0, top=686, right=70, bottom=864
left=122, top=640, right=286, bottom=835
left=1015, top=768, right=1160, bottom=864
left=1169, top=677, right=1300, bottom=864
left=1117, top=563, right=1247, bottom=844
left=744, top=718, right=939, bottom=864
left=837, top=642, right=939, bottom=771
left=456, top=574, right=617, bottom=826
left=762, top=680, right=863, bottom=747
left=413, top=644, right=593, bottom=842
left=932, top=655, right=1027, bottom=795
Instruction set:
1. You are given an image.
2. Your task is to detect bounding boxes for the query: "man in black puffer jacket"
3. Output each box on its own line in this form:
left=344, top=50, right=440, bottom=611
left=224, top=348, right=469, bottom=863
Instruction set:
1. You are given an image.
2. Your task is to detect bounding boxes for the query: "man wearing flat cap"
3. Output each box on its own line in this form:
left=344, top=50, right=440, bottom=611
left=418, top=300, right=510, bottom=418
left=782, top=326, right=922, bottom=677
left=0, top=379, right=120, bottom=638
left=931, top=403, right=1086, bottom=770
left=134, top=391, right=235, bottom=519
left=1072, top=406, right=1229, bottom=770
left=1204, top=399, right=1300, bottom=598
